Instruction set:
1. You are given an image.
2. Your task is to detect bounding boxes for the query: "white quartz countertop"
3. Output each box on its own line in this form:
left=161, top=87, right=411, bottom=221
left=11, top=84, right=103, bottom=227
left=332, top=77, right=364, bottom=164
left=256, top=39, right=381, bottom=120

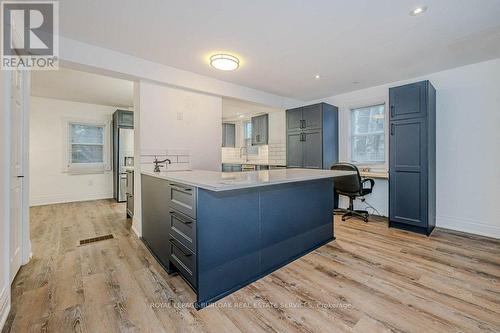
left=141, top=168, right=355, bottom=192
left=222, top=161, right=286, bottom=166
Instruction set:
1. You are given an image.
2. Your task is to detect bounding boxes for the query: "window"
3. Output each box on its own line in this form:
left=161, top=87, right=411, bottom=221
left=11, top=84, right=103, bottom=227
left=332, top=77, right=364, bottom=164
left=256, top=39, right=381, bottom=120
left=351, top=104, right=385, bottom=164
left=67, top=122, right=109, bottom=172
left=243, top=121, right=258, bottom=155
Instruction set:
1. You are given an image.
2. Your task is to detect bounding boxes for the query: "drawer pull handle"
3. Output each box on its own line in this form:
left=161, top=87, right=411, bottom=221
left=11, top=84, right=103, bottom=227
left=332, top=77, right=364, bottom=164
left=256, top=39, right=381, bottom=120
left=169, top=239, right=193, bottom=257
left=170, top=184, right=192, bottom=192
left=169, top=211, right=193, bottom=224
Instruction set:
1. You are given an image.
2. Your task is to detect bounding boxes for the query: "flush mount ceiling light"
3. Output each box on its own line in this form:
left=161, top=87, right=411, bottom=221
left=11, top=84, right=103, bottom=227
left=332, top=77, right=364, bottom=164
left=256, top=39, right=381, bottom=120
left=210, top=54, right=240, bottom=71
left=314, top=74, right=321, bottom=79
left=410, top=5, right=427, bottom=16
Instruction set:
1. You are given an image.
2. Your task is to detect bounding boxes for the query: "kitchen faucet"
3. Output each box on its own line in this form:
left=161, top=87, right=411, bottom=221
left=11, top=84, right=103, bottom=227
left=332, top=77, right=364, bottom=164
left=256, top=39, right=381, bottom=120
left=153, top=157, right=171, bottom=172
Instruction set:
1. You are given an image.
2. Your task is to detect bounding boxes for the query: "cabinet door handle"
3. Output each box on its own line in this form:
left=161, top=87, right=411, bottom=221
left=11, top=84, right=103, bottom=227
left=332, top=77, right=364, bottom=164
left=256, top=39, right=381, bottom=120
left=302, top=119, right=306, bottom=128
left=169, top=238, right=193, bottom=256
left=256, top=134, right=260, bottom=142
left=390, top=105, right=395, bottom=117
left=390, top=124, right=395, bottom=135
left=169, top=211, right=193, bottom=224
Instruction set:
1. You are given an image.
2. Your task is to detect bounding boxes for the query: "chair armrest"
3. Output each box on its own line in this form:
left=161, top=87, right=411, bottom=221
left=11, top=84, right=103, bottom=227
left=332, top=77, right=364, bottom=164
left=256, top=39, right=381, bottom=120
left=361, top=178, right=375, bottom=189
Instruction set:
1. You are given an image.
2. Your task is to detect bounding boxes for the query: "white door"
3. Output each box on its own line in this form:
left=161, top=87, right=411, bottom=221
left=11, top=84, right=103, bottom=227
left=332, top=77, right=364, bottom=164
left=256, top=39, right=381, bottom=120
left=10, top=69, right=24, bottom=282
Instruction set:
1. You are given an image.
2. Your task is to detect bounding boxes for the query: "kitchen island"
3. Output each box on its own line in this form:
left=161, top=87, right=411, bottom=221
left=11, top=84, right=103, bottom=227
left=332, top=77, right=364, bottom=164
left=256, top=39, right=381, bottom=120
left=141, top=168, right=354, bottom=308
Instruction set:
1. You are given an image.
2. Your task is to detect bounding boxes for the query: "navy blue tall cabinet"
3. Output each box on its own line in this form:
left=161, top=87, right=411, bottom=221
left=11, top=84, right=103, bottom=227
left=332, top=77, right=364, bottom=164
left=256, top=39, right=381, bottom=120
left=389, top=81, right=436, bottom=235
left=286, top=103, right=338, bottom=169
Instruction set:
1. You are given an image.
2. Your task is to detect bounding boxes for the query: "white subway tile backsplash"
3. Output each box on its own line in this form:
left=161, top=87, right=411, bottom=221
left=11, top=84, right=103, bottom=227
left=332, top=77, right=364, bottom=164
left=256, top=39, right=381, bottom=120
left=140, top=148, right=191, bottom=171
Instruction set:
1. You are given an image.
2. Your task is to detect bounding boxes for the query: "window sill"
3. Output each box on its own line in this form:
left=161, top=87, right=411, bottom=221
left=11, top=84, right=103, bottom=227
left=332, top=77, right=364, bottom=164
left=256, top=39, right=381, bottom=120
left=67, top=164, right=109, bottom=175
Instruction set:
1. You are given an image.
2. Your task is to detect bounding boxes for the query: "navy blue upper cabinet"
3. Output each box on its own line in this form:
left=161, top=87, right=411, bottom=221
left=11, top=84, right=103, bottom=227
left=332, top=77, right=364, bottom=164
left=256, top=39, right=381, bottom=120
left=251, top=114, right=268, bottom=145
left=286, top=107, right=303, bottom=132
left=222, top=123, right=236, bottom=147
left=302, top=104, right=322, bottom=130
left=286, top=103, right=338, bottom=169
left=389, top=80, right=436, bottom=236
left=389, top=81, right=427, bottom=120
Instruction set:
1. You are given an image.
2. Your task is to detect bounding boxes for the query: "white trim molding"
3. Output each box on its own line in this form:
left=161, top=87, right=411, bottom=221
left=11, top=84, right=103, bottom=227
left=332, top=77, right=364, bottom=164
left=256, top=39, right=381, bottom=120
left=0, top=286, right=10, bottom=331
left=131, top=217, right=141, bottom=238
left=30, top=191, right=113, bottom=207
left=437, top=215, right=500, bottom=239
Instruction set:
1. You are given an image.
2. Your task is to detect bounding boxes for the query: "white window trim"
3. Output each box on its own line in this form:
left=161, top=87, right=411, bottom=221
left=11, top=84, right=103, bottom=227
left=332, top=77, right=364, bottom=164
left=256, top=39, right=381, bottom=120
left=62, top=117, right=111, bottom=174
left=347, top=102, right=388, bottom=172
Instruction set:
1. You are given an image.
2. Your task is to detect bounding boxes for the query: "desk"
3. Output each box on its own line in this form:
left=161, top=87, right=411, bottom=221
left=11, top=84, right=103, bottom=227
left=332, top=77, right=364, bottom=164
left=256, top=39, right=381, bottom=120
left=360, top=171, right=388, bottom=179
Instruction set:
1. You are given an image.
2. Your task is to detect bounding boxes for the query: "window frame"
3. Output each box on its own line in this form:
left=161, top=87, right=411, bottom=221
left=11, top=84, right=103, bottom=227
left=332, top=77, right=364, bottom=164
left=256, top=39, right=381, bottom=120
left=63, top=118, right=111, bottom=174
left=348, top=102, right=387, bottom=170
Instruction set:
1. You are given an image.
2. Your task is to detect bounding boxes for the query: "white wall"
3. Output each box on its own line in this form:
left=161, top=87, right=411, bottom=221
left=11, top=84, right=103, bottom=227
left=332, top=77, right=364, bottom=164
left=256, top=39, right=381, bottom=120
left=133, top=81, right=222, bottom=235
left=313, top=58, right=500, bottom=238
left=139, top=82, right=222, bottom=170
left=0, top=67, right=11, bottom=331
left=29, top=97, right=118, bottom=206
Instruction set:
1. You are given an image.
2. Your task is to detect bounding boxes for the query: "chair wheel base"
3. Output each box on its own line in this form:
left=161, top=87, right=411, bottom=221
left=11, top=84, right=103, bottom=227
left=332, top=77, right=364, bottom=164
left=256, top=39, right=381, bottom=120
left=339, top=209, right=369, bottom=223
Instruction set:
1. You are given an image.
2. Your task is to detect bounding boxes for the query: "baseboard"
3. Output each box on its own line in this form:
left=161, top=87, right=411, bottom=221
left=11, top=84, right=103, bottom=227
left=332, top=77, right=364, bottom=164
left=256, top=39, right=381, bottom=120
left=29, top=192, right=113, bottom=206
left=436, top=215, right=500, bottom=239
left=0, top=286, right=10, bottom=332
left=131, top=218, right=141, bottom=238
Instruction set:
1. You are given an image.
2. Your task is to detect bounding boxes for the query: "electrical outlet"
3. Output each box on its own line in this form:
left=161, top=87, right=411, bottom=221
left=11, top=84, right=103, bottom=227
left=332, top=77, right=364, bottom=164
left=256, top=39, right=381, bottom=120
left=177, top=112, right=183, bottom=120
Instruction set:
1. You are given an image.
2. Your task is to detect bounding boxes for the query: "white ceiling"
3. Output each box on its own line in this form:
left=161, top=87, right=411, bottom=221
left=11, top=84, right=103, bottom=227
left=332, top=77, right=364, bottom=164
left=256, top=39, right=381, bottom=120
left=31, top=67, right=134, bottom=107
left=58, top=0, right=500, bottom=101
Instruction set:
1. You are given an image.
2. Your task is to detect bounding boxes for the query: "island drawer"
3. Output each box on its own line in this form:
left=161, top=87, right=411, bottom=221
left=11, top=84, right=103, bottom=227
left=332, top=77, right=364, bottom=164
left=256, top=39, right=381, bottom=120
left=168, top=209, right=196, bottom=252
left=168, top=182, right=197, bottom=219
left=169, top=238, right=197, bottom=288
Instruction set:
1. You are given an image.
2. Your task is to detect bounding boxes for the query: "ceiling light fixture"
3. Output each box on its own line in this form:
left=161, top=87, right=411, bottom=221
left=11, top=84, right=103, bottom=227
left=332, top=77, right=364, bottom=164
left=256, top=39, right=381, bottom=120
left=314, top=74, right=321, bottom=79
left=410, top=5, right=427, bottom=16
left=210, top=54, right=240, bottom=71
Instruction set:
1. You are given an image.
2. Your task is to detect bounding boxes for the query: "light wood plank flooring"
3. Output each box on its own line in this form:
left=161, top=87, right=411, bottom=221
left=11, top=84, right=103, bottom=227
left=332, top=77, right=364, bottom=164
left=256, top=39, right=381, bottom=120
left=2, top=199, right=500, bottom=332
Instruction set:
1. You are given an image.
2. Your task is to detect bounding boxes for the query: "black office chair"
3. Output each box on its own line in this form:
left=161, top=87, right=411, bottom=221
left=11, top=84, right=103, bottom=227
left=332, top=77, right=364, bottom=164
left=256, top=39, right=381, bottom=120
left=331, top=163, right=374, bottom=222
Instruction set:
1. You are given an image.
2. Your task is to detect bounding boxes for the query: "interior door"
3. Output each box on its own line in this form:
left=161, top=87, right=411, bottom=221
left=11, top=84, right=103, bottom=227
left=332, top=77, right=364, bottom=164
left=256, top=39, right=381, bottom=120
left=389, top=118, right=427, bottom=227
left=10, top=69, right=24, bottom=282
left=302, top=130, right=323, bottom=168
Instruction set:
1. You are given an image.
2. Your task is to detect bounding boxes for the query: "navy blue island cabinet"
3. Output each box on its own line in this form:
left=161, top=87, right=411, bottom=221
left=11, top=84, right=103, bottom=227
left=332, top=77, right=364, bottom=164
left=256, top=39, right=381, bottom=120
left=140, top=169, right=349, bottom=308
left=389, top=80, right=436, bottom=236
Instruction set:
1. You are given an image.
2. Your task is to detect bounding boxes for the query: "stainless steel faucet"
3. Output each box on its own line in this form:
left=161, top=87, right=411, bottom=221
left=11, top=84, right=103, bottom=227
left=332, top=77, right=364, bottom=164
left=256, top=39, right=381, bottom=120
left=153, top=157, right=171, bottom=172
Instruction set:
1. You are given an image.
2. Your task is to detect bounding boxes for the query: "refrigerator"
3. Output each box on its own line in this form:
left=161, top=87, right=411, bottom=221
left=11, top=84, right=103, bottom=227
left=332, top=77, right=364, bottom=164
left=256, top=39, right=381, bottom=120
left=113, top=110, right=134, bottom=202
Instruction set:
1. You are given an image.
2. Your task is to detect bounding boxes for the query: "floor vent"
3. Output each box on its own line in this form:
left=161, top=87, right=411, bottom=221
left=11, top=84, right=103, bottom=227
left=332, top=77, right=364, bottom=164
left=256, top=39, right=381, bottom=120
left=79, top=234, right=114, bottom=246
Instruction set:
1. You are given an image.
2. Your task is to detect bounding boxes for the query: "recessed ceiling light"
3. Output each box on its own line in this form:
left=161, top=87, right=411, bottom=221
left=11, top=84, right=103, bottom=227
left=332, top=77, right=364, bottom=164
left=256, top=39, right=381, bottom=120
left=410, top=6, right=427, bottom=16
left=314, top=74, right=320, bottom=79
left=210, top=54, right=239, bottom=71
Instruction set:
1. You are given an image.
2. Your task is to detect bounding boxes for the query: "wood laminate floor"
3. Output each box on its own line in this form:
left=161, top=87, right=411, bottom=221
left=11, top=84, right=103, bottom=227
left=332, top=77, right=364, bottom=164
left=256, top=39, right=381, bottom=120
left=2, top=199, right=500, bottom=332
